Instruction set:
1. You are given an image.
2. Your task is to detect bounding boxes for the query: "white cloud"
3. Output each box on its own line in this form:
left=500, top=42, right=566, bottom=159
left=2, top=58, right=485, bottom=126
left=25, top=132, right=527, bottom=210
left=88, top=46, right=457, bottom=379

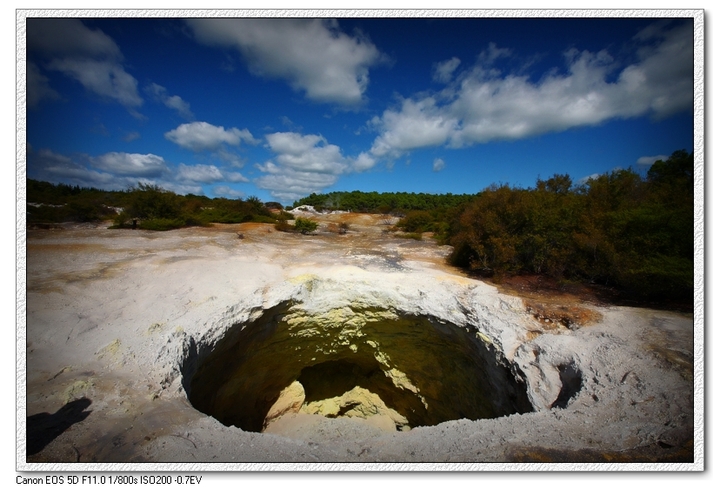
left=576, top=173, right=601, bottom=186
left=432, top=158, right=446, bottom=172
left=214, top=186, right=245, bottom=199
left=90, top=152, right=168, bottom=177
left=165, top=122, right=258, bottom=151
left=186, top=19, right=385, bottom=105
left=28, top=147, right=249, bottom=196
left=370, top=98, right=458, bottom=158
left=369, top=21, right=693, bottom=158
left=176, top=163, right=250, bottom=184
left=433, top=57, right=461, bottom=83
left=255, top=166, right=340, bottom=203
left=27, top=19, right=142, bottom=110
left=146, top=83, right=194, bottom=119
left=636, top=154, right=669, bottom=166
left=224, top=171, right=250, bottom=183
left=353, top=152, right=377, bottom=172
left=177, top=163, right=225, bottom=183
left=256, top=131, right=374, bottom=201
left=265, top=132, right=348, bottom=174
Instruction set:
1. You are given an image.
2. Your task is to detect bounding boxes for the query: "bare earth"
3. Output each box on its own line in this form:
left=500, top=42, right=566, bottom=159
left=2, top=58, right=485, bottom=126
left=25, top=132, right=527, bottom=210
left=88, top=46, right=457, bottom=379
left=21, top=211, right=697, bottom=469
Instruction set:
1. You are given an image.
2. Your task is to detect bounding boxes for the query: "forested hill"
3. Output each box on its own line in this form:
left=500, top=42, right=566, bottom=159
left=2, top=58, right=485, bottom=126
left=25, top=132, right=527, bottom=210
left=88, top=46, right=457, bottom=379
left=292, top=190, right=477, bottom=213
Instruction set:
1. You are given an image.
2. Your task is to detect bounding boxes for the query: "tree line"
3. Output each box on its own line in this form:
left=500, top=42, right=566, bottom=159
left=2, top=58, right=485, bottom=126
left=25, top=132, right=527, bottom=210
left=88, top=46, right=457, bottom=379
left=26, top=180, right=285, bottom=231
left=292, top=190, right=477, bottom=213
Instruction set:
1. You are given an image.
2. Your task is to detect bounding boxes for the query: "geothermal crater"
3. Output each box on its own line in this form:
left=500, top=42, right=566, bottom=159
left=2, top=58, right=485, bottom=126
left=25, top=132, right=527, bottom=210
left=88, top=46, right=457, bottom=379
left=23, top=214, right=695, bottom=466
left=184, top=303, right=533, bottom=433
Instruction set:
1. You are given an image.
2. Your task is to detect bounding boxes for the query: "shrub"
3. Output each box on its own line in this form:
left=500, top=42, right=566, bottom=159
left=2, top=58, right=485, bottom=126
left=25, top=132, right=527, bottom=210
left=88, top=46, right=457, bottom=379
left=274, top=219, right=293, bottom=232
left=396, top=210, right=434, bottom=233
left=294, top=217, right=318, bottom=234
left=250, top=215, right=278, bottom=224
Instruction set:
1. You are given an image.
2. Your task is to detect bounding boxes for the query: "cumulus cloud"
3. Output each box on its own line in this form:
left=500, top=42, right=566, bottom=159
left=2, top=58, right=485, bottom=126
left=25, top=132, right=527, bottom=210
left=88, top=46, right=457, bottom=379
left=165, top=122, right=258, bottom=151
left=255, top=131, right=374, bottom=201
left=370, top=97, right=458, bottom=158
left=369, top=20, right=693, bottom=159
left=176, top=163, right=249, bottom=184
left=27, top=19, right=142, bottom=111
left=637, top=154, right=669, bottom=166
left=265, top=132, right=348, bottom=174
left=353, top=152, right=377, bottom=172
left=432, top=158, right=446, bottom=172
left=176, top=163, right=224, bottom=183
left=255, top=164, right=340, bottom=203
left=90, top=152, right=168, bottom=176
left=186, top=18, right=385, bottom=105
left=146, top=83, right=194, bottom=119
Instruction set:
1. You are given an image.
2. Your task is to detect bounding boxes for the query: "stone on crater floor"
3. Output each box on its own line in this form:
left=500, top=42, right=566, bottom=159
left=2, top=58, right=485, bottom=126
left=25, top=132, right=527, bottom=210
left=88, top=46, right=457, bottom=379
left=300, top=385, right=409, bottom=430
left=264, top=381, right=306, bottom=427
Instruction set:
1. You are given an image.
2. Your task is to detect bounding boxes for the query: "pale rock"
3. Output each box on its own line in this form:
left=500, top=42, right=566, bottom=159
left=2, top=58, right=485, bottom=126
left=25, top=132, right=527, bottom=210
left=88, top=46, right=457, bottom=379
left=263, top=381, right=306, bottom=427
left=300, top=386, right=408, bottom=430
left=364, top=414, right=397, bottom=432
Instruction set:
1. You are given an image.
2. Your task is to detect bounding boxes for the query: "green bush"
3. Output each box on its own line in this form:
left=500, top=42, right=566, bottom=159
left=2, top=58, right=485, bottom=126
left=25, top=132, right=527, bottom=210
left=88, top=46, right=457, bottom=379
left=294, top=217, right=319, bottom=234
left=445, top=160, right=694, bottom=303
left=274, top=219, right=293, bottom=232
left=396, top=210, right=434, bottom=233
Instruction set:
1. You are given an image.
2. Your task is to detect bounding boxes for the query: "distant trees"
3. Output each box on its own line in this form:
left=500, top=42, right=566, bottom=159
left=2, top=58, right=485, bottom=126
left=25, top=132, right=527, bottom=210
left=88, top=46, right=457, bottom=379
left=292, top=190, right=476, bottom=214
left=27, top=179, right=286, bottom=231
left=26, top=179, right=119, bottom=223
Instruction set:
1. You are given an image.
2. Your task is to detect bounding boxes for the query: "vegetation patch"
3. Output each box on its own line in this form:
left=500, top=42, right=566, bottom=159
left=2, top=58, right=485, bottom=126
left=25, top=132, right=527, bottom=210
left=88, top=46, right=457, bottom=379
left=28, top=180, right=291, bottom=232
left=524, top=300, right=602, bottom=330
left=398, top=232, right=423, bottom=241
left=446, top=151, right=693, bottom=304
left=294, top=217, right=319, bottom=234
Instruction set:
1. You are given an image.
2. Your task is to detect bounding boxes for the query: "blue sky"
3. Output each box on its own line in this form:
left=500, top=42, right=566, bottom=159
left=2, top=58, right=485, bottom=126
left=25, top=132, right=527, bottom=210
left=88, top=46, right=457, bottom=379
left=24, top=15, right=695, bottom=204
